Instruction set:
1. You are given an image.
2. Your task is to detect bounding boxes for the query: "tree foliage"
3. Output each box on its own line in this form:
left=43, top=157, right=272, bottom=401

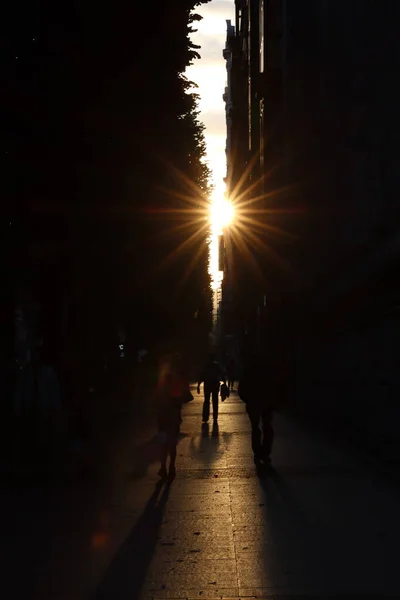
left=1, top=0, right=213, bottom=365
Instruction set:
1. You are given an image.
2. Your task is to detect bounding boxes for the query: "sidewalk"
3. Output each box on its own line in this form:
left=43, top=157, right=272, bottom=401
left=3, top=388, right=400, bottom=599
left=96, top=388, right=400, bottom=599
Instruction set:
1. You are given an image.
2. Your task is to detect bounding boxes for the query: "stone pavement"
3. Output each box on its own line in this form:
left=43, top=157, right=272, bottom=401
left=95, top=388, right=400, bottom=599
left=3, top=387, right=400, bottom=599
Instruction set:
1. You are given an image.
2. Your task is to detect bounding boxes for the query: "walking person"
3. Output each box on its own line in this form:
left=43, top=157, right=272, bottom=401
left=227, top=358, right=236, bottom=391
left=157, top=353, right=189, bottom=480
left=238, top=351, right=274, bottom=467
left=197, top=353, right=226, bottom=423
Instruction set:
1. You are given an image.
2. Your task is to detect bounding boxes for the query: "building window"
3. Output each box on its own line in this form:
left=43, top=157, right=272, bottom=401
left=259, top=0, right=264, bottom=73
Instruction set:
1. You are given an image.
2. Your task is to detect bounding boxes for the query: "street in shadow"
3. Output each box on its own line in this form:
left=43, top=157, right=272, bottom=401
left=254, top=463, right=329, bottom=593
left=94, top=479, right=172, bottom=600
left=256, top=464, right=308, bottom=522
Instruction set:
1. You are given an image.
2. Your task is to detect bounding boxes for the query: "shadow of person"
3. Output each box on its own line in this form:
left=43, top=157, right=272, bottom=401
left=188, top=420, right=223, bottom=468
left=201, top=422, right=209, bottom=437
left=94, top=479, right=172, bottom=600
left=254, top=465, right=323, bottom=593
left=256, top=464, right=309, bottom=523
left=212, top=420, right=219, bottom=438
left=200, top=421, right=219, bottom=439
left=195, top=422, right=211, bottom=458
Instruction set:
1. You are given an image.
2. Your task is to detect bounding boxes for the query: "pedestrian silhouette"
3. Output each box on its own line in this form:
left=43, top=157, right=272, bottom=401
left=156, top=353, right=189, bottom=480
left=197, top=353, right=226, bottom=423
left=227, top=358, right=236, bottom=391
left=238, top=351, right=274, bottom=466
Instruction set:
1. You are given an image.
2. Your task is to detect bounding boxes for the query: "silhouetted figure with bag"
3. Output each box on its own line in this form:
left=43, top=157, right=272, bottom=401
left=238, top=352, right=274, bottom=466
left=227, top=358, right=235, bottom=391
left=197, top=353, right=226, bottom=422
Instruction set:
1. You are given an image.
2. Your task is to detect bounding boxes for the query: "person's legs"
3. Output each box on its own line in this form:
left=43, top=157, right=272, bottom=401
left=247, top=405, right=262, bottom=462
left=261, top=409, right=274, bottom=459
left=212, top=387, right=219, bottom=419
left=169, top=442, right=177, bottom=466
left=158, top=427, right=168, bottom=477
left=169, top=441, right=177, bottom=477
left=166, top=423, right=179, bottom=478
left=202, top=388, right=211, bottom=422
left=159, top=446, right=168, bottom=477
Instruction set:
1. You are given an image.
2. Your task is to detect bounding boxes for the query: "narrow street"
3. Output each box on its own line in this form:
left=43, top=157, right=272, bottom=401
left=3, top=389, right=400, bottom=599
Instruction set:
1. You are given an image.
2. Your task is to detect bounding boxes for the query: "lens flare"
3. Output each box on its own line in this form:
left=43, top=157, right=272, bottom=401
left=210, top=197, right=234, bottom=232
left=209, top=184, right=235, bottom=233
left=208, top=184, right=234, bottom=295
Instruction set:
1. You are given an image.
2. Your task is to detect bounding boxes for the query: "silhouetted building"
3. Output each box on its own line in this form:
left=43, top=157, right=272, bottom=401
left=223, top=20, right=235, bottom=187
left=228, top=0, right=400, bottom=350
left=221, top=21, right=239, bottom=340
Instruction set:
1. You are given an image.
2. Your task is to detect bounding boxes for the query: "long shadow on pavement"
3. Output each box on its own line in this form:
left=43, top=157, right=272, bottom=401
left=254, top=464, right=324, bottom=595
left=188, top=422, right=220, bottom=464
left=257, top=464, right=309, bottom=522
left=188, top=421, right=233, bottom=467
left=93, top=479, right=172, bottom=600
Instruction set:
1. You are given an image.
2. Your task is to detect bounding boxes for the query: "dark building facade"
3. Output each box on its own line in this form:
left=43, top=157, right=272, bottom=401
left=225, top=0, right=400, bottom=344
left=223, top=0, right=400, bottom=457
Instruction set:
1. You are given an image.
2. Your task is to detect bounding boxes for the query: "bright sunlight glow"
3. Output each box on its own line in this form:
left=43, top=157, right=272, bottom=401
left=208, top=184, right=234, bottom=292
left=210, top=197, right=234, bottom=233
left=209, top=186, right=235, bottom=234
left=186, top=0, right=235, bottom=320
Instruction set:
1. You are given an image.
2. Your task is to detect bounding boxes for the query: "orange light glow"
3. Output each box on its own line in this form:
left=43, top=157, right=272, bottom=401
left=209, top=184, right=235, bottom=233
left=208, top=184, right=234, bottom=292
left=210, top=196, right=234, bottom=232
left=91, top=533, right=109, bottom=549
